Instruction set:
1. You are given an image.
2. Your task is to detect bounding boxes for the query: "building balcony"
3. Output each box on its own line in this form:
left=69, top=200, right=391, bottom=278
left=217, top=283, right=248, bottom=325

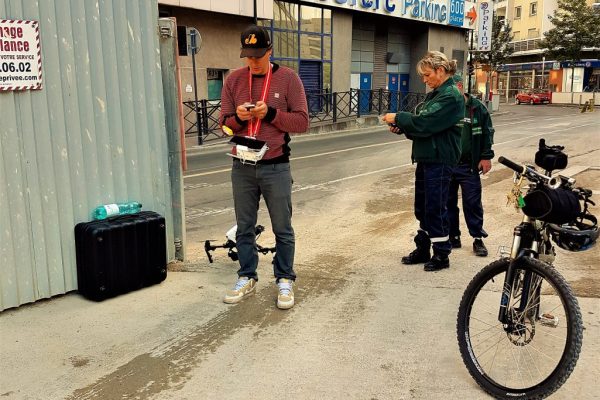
left=510, top=39, right=542, bottom=54
left=494, top=0, right=507, bottom=11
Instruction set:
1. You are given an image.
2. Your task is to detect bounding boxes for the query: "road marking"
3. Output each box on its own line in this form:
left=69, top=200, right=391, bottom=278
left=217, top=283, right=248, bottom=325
left=185, top=120, right=598, bottom=180
left=185, top=122, right=598, bottom=219
left=183, top=141, right=401, bottom=179
left=185, top=163, right=413, bottom=219
left=494, top=116, right=563, bottom=128
left=186, top=207, right=235, bottom=219
left=495, top=122, right=598, bottom=146
left=292, top=163, right=413, bottom=192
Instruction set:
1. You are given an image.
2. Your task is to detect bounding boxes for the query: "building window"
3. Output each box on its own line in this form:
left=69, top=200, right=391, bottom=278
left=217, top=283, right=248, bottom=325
left=273, top=30, right=298, bottom=58
left=351, top=26, right=374, bottom=74
left=530, top=2, right=537, bottom=16
left=515, top=6, right=521, bottom=19
left=207, top=69, right=226, bottom=101
left=264, top=1, right=333, bottom=92
left=527, top=28, right=538, bottom=39
left=513, top=31, right=520, bottom=41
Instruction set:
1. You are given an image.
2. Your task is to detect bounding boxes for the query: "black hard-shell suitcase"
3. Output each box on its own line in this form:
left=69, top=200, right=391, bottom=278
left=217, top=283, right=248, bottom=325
left=74, top=211, right=167, bottom=301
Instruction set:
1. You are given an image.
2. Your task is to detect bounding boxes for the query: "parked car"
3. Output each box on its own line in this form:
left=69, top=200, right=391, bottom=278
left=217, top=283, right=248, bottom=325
left=515, top=90, right=552, bottom=105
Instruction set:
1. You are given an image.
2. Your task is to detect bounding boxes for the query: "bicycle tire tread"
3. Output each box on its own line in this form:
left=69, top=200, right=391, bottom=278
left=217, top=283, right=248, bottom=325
left=457, top=257, right=583, bottom=400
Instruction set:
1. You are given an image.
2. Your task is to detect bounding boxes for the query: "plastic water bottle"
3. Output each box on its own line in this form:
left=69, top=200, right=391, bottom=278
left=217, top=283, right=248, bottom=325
left=92, top=201, right=142, bottom=220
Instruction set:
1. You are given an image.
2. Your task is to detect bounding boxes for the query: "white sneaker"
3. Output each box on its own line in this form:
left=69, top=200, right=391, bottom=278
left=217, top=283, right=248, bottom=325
left=223, top=277, right=256, bottom=304
left=277, top=279, right=294, bottom=310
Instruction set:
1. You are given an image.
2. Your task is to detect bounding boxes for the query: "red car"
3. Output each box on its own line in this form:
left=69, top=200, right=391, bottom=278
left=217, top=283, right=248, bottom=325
left=515, top=90, right=552, bottom=105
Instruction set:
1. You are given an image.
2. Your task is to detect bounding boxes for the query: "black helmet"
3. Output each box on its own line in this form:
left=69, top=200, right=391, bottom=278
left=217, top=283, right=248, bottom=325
left=548, top=213, right=599, bottom=252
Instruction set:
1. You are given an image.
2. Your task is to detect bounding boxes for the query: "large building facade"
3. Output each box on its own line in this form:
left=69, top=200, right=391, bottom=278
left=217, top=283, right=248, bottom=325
left=158, top=0, right=473, bottom=103
left=490, top=0, right=600, bottom=100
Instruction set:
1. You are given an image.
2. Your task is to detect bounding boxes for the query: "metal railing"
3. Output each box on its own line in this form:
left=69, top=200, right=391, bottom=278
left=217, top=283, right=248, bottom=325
left=183, top=89, right=426, bottom=143
left=511, top=39, right=541, bottom=53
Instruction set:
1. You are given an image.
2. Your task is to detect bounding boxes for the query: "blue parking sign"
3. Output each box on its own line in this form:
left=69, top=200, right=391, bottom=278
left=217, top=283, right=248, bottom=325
left=449, top=0, right=465, bottom=27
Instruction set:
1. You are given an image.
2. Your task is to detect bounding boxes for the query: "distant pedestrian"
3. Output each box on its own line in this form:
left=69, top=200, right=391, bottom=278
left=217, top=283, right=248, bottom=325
left=447, top=75, right=494, bottom=256
left=382, top=51, right=463, bottom=271
left=219, top=25, right=309, bottom=309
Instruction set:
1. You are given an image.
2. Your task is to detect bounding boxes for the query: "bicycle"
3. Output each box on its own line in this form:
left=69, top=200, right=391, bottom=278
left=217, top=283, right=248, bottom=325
left=457, top=139, right=599, bottom=399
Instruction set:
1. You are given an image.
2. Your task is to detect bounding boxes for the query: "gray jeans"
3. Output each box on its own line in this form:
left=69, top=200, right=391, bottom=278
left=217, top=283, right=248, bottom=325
left=231, top=159, right=295, bottom=282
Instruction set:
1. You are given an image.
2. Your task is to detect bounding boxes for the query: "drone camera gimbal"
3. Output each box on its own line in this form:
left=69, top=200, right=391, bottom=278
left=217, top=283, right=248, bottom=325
left=204, top=225, right=276, bottom=263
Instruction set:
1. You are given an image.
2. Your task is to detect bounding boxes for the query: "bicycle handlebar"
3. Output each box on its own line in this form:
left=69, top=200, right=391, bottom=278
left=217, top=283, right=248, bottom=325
left=498, top=156, right=592, bottom=198
left=498, top=156, right=524, bottom=174
left=499, top=155, right=559, bottom=184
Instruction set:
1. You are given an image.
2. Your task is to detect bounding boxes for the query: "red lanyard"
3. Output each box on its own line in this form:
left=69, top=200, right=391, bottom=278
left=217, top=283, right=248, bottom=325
left=247, top=64, right=272, bottom=138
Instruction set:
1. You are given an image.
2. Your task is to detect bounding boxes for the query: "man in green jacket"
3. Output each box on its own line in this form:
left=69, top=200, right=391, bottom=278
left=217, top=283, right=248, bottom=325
left=448, top=75, right=495, bottom=257
left=383, top=51, right=463, bottom=271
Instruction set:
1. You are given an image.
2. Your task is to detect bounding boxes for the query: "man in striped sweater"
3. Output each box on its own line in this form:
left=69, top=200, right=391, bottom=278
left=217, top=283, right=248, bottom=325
left=219, top=25, right=309, bottom=310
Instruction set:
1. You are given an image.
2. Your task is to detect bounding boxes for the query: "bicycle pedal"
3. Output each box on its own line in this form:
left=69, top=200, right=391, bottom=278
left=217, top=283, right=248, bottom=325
left=539, top=313, right=559, bottom=328
left=497, top=245, right=510, bottom=258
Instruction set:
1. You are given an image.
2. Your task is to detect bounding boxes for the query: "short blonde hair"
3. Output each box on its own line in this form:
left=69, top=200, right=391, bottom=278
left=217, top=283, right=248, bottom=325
left=417, top=51, right=458, bottom=76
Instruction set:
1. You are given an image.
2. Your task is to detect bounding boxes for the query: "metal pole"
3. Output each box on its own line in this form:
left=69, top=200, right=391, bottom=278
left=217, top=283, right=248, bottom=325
left=468, top=29, right=474, bottom=94
left=190, top=29, right=202, bottom=145
left=541, top=56, right=545, bottom=90
left=254, top=0, right=257, bottom=25
left=571, top=65, right=575, bottom=104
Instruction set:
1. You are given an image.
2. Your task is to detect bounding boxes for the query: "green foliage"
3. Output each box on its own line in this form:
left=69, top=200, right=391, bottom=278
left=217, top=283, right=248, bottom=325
left=538, top=0, right=600, bottom=61
left=474, top=16, right=514, bottom=72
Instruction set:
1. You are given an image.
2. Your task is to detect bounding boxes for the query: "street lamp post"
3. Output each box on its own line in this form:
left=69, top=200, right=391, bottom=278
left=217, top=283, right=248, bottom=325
left=541, top=56, right=546, bottom=90
left=190, top=28, right=202, bottom=145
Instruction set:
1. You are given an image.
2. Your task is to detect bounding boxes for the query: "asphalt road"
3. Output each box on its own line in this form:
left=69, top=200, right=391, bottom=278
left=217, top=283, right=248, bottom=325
left=1, top=104, right=599, bottom=400
left=182, top=104, right=599, bottom=241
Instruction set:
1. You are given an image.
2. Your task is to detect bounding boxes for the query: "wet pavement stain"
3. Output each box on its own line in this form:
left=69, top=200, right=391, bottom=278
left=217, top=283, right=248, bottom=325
left=68, top=256, right=352, bottom=400
left=570, top=276, right=600, bottom=298
left=70, top=356, right=91, bottom=368
left=365, top=195, right=412, bottom=215
left=365, top=212, right=412, bottom=237
left=572, top=168, right=600, bottom=191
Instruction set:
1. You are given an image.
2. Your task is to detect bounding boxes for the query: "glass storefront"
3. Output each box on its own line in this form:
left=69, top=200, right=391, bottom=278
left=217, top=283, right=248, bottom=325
left=534, top=70, right=550, bottom=90
left=508, top=70, right=533, bottom=99
left=261, top=1, right=333, bottom=92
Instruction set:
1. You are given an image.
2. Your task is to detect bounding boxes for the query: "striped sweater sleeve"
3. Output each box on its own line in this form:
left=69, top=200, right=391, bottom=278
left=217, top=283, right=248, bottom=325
left=219, top=75, right=246, bottom=133
left=271, top=72, right=309, bottom=133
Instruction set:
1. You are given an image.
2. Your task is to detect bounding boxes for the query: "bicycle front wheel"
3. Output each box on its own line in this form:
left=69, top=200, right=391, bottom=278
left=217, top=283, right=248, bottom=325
left=457, top=257, right=583, bottom=399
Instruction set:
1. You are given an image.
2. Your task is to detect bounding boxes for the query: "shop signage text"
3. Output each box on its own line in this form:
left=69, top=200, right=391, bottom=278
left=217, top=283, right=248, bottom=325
left=448, top=0, right=466, bottom=27
left=0, top=19, right=42, bottom=91
left=476, top=0, right=492, bottom=51
left=496, top=60, right=600, bottom=72
left=304, top=0, right=474, bottom=27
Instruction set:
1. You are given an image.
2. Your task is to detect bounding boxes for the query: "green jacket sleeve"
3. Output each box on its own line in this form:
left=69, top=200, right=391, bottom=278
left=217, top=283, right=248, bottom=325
left=480, top=106, right=495, bottom=160
left=394, top=91, right=462, bottom=138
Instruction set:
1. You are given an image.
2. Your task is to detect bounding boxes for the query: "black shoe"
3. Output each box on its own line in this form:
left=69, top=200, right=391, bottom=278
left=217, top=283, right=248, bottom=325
left=424, top=254, right=450, bottom=271
left=401, top=248, right=431, bottom=265
left=473, top=239, right=488, bottom=257
left=450, top=236, right=462, bottom=249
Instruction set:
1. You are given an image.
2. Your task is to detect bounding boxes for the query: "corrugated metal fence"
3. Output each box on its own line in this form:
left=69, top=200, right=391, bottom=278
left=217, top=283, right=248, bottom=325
left=0, top=0, right=176, bottom=310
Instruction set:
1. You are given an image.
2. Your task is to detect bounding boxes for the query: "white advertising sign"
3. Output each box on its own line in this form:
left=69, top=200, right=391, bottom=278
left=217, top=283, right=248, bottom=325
left=476, top=0, right=493, bottom=52
left=0, top=19, right=43, bottom=91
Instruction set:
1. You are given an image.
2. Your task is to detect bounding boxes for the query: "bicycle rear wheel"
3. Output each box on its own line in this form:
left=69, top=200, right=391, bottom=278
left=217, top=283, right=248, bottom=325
left=457, top=257, right=583, bottom=399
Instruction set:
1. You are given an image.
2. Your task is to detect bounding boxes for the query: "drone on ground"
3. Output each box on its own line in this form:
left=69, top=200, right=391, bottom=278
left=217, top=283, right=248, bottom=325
left=204, top=225, right=276, bottom=263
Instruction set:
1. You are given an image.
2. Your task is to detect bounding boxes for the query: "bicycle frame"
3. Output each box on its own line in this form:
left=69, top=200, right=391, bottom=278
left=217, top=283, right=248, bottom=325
left=498, top=215, right=547, bottom=326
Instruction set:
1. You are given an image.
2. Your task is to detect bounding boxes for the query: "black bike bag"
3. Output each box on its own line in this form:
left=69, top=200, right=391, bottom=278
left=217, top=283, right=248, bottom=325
left=535, top=139, right=568, bottom=172
left=522, top=186, right=580, bottom=225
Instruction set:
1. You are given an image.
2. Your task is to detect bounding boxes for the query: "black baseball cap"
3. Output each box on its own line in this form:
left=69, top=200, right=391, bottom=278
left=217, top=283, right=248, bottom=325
left=240, top=25, right=272, bottom=58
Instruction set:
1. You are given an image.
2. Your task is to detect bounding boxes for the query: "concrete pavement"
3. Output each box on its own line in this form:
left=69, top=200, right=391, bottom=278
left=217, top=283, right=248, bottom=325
left=1, top=105, right=599, bottom=400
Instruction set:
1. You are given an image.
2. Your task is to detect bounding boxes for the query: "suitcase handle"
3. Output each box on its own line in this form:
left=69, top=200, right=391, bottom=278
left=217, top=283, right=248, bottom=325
left=104, top=211, right=146, bottom=222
